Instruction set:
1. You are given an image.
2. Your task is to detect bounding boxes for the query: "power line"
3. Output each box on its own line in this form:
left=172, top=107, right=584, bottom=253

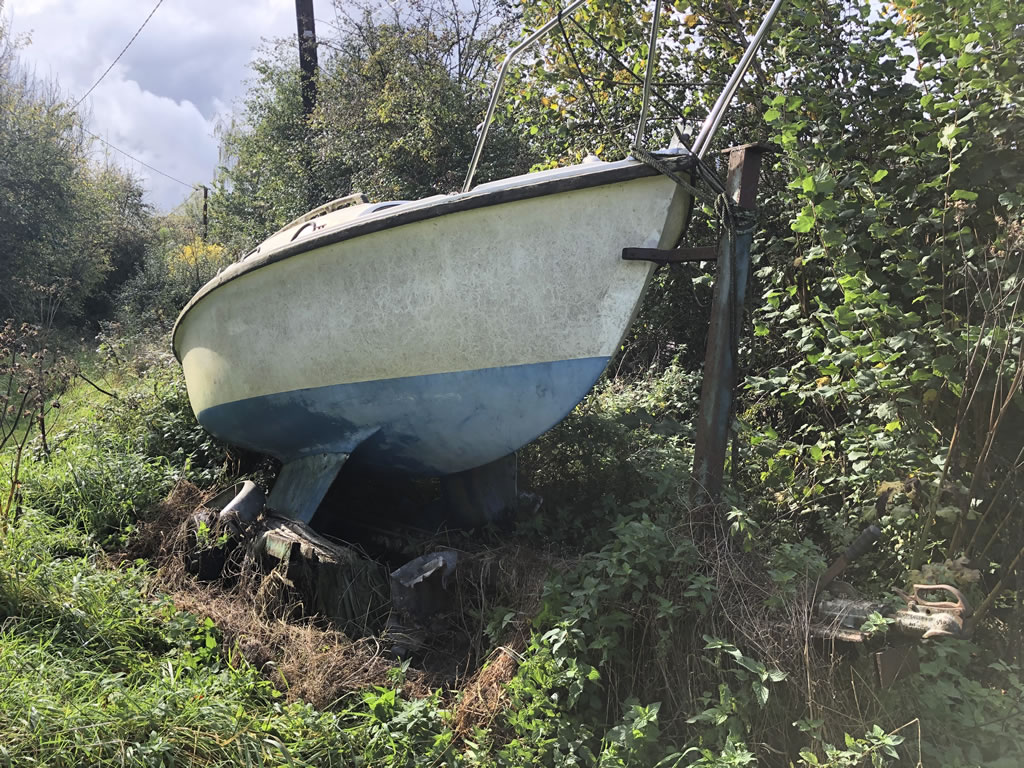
left=3, top=0, right=194, bottom=198
left=66, top=0, right=198, bottom=194
left=166, top=185, right=202, bottom=216
left=72, top=0, right=167, bottom=110
left=85, top=127, right=193, bottom=188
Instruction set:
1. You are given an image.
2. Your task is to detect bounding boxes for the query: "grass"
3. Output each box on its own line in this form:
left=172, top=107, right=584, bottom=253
left=0, top=363, right=343, bottom=766
left=0, top=511, right=349, bottom=766
left=0, top=360, right=460, bottom=767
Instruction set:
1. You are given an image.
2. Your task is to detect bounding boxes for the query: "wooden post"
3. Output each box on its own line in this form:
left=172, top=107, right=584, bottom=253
left=201, top=185, right=208, bottom=241
left=690, top=143, right=773, bottom=509
left=295, top=0, right=318, bottom=117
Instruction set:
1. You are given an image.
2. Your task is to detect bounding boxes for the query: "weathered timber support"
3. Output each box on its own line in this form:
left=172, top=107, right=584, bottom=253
left=621, top=245, right=717, bottom=264
left=690, top=143, right=774, bottom=509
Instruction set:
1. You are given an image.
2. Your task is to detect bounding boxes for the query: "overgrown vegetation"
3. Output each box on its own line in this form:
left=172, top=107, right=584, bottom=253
left=0, top=12, right=152, bottom=329
left=1, top=0, right=1022, bottom=764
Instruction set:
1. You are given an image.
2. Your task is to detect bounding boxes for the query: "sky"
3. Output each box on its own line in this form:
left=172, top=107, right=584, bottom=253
left=6, top=0, right=309, bottom=211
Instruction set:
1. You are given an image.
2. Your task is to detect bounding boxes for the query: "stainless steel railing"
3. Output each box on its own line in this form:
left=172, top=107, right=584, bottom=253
left=462, top=0, right=590, bottom=193
left=691, top=0, right=785, bottom=158
left=463, top=0, right=785, bottom=190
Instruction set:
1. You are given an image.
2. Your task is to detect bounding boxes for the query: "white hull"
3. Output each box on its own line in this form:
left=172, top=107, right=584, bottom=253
left=173, top=155, right=693, bottom=484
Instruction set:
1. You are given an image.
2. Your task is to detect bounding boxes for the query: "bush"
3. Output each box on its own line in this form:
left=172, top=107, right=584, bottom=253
left=116, top=236, right=234, bottom=336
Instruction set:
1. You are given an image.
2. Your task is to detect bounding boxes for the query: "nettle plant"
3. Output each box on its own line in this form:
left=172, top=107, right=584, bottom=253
left=741, top=0, right=1023, bottom=603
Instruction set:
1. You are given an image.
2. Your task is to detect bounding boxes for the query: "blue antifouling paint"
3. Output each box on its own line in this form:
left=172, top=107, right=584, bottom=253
left=198, top=356, right=610, bottom=476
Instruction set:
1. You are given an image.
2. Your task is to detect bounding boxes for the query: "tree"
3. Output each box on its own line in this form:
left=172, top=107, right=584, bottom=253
left=209, top=0, right=533, bottom=256
left=0, top=13, right=155, bottom=330
left=115, top=189, right=231, bottom=334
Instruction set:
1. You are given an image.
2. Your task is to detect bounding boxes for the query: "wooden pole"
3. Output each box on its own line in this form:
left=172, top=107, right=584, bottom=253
left=201, top=185, right=208, bottom=241
left=295, top=0, right=319, bottom=117
left=690, top=143, right=773, bottom=510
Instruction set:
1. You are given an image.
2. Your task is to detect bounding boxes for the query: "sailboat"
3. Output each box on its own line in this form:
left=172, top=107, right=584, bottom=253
left=173, top=0, right=783, bottom=523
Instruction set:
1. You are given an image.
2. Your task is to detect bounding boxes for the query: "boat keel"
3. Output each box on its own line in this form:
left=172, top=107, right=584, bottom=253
left=268, top=453, right=350, bottom=523
left=439, top=452, right=518, bottom=528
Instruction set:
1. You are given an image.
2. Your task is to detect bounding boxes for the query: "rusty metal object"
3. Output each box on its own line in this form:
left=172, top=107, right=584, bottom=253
left=690, top=143, right=774, bottom=508
left=814, top=583, right=970, bottom=642
left=893, top=584, right=971, bottom=639
left=810, top=526, right=970, bottom=685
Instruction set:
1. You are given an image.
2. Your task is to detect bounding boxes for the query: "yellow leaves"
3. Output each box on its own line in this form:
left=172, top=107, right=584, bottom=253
left=539, top=96, right=561, bottom=113
left=683, top=13, right=699, bottom=28
left=877, top=480, right=904, bottom=497
left=815, top=376, right=831, bottom=388
left=176, top=244, right=198, bottom=267
left=170, top=241, right=230, bottom=284
left=882, top=0, right=919, bottom=33
left=174, top=241, right=225, bottom=267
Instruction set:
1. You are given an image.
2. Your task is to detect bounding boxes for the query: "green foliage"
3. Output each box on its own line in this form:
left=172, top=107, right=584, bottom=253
left=2, top=0, right=1023, bottom=763
left=1, top=297, right=1019, bottom=767
left=115, top=363, right=234, bottom=483
left=502, top=0, right=714, bottom=164
left=116, top=228, right=233, bottom=334
left=0, top=512, right=357, bottom=767
left=896, top=642, right=1024, bottom=767
left=209, top=46, right=316, bottom=254
left=798, top=726, right=905, bottom=768
left=0, top=321, right=75, bottom=532
left=696, top=637, right=787, bottom=717
left=13, top=359, right=235, bottom=538
left=735, top=0, right=1024, bottom=597
left=502, top=0, right=1023, bottom=593
left=313, top=0, right=524, bottom=199
left=0, top=20, right=155, bottom=329
left=19, top=431, right=175, bottom=536
left=858, top=611, right=893, bottom=638
left=494, top=622, right=684, bottom=767
left=501, top=0, right=1023, bottom=761
left=0, top=358, right=450, bottom=767
left=520, top=368, right=697, bottom=549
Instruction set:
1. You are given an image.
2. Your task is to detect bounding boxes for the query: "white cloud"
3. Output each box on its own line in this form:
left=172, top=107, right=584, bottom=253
left=84, top=67, right=218, bottom=210
left=7, top=0, right=300, bottom=210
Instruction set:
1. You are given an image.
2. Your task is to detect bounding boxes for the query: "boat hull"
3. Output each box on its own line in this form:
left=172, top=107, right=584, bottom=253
left=174, top=159, right=691, bottom=476
left=197, top=357, right=608, bottom=474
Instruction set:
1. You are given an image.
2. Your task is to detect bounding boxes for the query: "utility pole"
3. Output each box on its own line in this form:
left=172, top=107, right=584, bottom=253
left=201, top=185, right=208, bottom=241
left=295, top=0, right=318, bottom=117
